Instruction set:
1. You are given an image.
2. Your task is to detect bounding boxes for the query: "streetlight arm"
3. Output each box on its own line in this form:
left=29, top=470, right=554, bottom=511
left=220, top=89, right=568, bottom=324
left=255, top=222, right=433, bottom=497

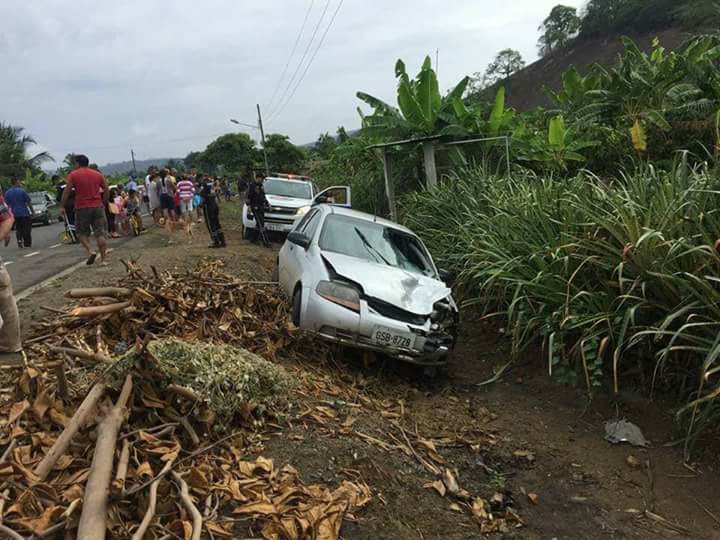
left=230, top=119, right=259, bottom=130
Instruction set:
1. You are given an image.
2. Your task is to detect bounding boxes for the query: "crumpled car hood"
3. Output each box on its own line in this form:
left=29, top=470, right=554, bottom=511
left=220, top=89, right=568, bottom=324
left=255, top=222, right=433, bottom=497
left=321, top=252, right=451, bottom=315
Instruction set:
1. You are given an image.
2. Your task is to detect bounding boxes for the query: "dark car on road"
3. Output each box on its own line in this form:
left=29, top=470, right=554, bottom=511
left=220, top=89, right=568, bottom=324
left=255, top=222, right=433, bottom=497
left=29, top=191, right=56, bottom=226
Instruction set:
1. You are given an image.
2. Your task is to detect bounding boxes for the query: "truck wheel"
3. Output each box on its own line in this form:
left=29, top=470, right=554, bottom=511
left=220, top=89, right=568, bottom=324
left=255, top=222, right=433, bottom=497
left=292, top=287, right=302, bottom=327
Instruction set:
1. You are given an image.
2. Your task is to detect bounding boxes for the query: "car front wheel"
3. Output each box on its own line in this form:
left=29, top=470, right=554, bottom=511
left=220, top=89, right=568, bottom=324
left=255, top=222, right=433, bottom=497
left=292, top=287, right=302, bottom=327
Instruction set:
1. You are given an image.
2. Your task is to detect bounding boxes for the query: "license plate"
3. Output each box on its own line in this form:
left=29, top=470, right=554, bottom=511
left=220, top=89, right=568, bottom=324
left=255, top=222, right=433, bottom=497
left=373, top=326, right=414, bottom=349
left=265, top=223, right=285, bottom=232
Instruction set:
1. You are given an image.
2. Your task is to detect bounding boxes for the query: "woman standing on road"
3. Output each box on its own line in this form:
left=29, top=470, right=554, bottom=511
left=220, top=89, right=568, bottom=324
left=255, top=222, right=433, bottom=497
left=146, top=172, right=161, bottom=224
left=157, top=169, right=176, bottom=232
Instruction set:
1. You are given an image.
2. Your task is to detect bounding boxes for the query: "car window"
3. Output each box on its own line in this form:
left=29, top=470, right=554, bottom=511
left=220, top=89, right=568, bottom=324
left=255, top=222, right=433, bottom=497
left=319, top=214, right=435, bottom=277
left=301, top=211, right=322, bottom=240
left=294, top=209, right=317, bottom=232
left=264, top=179, right=311, bottom=199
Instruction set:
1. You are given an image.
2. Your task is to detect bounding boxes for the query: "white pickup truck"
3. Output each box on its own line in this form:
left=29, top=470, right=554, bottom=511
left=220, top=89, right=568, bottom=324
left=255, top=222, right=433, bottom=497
left=242, top=174, right=350, bottom=239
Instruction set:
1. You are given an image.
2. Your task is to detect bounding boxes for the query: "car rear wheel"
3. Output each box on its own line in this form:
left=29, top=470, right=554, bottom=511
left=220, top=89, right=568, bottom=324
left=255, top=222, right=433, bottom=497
left=243, top=225, right=257, bottom=241
left=43, top=214, right=50, bottom=226
left=292, top=287, right=302, bottom=327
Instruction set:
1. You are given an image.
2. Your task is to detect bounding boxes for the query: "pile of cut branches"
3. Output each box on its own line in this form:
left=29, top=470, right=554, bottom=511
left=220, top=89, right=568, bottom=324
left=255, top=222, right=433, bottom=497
left=28, top=258, right=322, bottom=370
left=0, top=259, right=370, bottom=539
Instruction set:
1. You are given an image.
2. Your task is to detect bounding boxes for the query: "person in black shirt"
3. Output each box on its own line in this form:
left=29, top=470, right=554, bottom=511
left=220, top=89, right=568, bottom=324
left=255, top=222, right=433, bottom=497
left=246, top=173, right=270, bottom=247
left=200, top=175, right=226, bottom=248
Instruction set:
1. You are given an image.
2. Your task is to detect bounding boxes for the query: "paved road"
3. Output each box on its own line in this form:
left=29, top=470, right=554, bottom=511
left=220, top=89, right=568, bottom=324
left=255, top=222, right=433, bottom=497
left=2, top=219, right=136, bottom=293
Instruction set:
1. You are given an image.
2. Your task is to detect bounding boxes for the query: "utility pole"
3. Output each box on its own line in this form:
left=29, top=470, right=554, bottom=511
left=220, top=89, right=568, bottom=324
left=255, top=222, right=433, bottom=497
left=257, top=104, right=270, bottom=177
left=130, top=149, right=137, bottom=174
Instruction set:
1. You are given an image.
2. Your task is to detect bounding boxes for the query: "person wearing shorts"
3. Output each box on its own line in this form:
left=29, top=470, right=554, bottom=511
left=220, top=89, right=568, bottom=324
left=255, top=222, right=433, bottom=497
left=60, top=154, right=109, bottom=266
left=175, top=175, right=195, bottom=235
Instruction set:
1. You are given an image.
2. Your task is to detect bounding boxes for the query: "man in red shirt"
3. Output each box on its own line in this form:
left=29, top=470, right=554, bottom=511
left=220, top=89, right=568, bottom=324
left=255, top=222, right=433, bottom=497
left=0, top=193, right=23, bottom=356
left=60, top=154, right=110, bottom=265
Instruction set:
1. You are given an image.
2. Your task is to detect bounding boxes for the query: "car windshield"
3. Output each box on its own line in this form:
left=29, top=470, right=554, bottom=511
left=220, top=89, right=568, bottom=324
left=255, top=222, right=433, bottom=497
left=319, top=215, right=436, bottom=277
left=263, top=179, right=311, bottom=199
left=30, top=193, right=46, bottom=204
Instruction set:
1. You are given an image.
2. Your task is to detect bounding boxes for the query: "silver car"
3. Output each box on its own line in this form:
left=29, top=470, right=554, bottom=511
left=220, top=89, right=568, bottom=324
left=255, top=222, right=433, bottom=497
left=277, top=204, right=458, bottom=366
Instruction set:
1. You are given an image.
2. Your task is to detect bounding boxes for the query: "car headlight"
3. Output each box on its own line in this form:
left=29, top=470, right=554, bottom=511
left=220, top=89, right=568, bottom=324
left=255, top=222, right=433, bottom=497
left=316, top=280, right=360, bottom=312
left=296, top=205, right=311, bottom=217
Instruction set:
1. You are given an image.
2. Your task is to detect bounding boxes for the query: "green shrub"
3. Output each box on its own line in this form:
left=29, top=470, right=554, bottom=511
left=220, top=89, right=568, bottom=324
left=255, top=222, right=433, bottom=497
left=401, top=163, right=720, bottom=450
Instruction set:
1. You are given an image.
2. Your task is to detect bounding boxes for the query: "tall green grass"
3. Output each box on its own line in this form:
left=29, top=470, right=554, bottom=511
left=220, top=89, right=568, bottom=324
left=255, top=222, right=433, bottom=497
left=401, top=164, right=720, bottom=450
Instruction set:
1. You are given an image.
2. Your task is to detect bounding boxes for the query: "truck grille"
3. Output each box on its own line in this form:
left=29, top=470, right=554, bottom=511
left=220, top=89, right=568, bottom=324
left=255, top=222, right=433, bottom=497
left=270, top=206, right=298, bottom=215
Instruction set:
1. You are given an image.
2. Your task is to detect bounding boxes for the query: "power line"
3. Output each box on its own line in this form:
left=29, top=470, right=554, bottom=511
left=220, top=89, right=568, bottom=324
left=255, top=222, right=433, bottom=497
left=267, top=0, right=331, bottom=119
left=268, top=0, right=344, bottom=122
left=47, top=131, right=231, bottom=155
left=265, top=0, right=316, bottom=113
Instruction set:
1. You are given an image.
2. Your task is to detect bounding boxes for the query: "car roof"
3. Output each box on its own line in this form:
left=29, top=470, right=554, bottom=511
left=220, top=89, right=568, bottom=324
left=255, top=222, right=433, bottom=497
left=315, top=204, right=415, bottom=235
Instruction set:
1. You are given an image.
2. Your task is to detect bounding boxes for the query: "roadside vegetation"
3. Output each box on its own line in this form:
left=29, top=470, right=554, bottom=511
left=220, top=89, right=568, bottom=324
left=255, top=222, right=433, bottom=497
left=314, top=21, right=720, bottom=445
left=4, top=0, right=720, bottom=445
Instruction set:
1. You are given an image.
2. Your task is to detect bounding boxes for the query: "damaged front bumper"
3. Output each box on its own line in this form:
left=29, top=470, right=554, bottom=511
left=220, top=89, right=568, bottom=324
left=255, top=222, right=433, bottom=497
left=303, top=288, right=456, bottom=367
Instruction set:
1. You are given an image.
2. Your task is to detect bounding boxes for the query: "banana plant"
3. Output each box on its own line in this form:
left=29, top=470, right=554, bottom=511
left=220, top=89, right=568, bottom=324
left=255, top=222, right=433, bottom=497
left=357, top=56, right=469, bottom=186
left=513, top=115, right=597, bottom=172
left=452, top=86, right=515, bottom=137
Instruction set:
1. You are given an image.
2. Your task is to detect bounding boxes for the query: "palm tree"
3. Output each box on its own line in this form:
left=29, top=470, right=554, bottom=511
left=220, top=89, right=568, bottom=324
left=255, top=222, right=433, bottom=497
left=356, top=56, right=468, bottom=187
left=0, top=122, right=54, bottom=177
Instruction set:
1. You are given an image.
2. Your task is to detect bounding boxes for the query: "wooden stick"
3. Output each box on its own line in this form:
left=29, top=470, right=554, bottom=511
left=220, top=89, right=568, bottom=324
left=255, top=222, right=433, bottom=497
left=39, top=305, right=65, bottom=314
left=0, top=489, right=10, bottom=525
left=70, top=302, right=131, bottom=318
left=167, top=384, right=201, bottom=402
left=0, top=440, right=16, bottom=465
left=34, top=383, right=105, bottom=482
left=123, top=431, right=242, bottom=498
left=23, top=333, right=55, bottom=345
left=65, top=288, right=131, bottom=299
left=0, top=523, right=25, bottom=540
left=54, top=364, right=68, bottom=401
left=113, top=440, right=130, bottom=495
left=131, top=460, right=174, bottom=540
left=171, top=472, right=201, bottom=540
left=48, top=347, right=111, bottom=364
left=77, top=375, right=133, bottom=540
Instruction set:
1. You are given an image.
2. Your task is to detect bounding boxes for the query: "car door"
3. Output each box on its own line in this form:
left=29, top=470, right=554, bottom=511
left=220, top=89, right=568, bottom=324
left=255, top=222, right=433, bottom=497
left=279, top=209, right=321, bottom=293
left=314, top=186, right=351, bottom=208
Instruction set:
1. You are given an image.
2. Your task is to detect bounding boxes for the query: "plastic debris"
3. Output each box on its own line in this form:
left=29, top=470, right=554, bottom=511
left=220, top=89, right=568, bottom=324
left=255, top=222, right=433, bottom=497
left=604, top=419, right=649, bottom=447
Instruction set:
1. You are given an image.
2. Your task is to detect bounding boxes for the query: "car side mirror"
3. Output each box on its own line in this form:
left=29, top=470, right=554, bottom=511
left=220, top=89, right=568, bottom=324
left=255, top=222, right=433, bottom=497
left=287, top=231, right=311, bottom=249
left=313, top=195, right=328, bottom=206
left=438, top=268, right=454, bottom=285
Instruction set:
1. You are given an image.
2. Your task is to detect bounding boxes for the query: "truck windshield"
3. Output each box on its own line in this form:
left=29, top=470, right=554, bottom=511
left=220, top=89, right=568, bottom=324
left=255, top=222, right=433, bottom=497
left=30, top=193, right=47, bottom=204
left=319, top=215, right=436, bottom=277
left=264, top=179, right=312, bottom=199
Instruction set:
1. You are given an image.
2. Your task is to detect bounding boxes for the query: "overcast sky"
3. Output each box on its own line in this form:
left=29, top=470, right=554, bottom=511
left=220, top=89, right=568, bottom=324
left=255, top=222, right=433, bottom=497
left=1, top=0, right=584, bottom=166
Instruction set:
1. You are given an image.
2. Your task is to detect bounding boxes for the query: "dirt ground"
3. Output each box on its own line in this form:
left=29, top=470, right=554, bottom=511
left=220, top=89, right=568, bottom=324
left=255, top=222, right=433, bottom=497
left=17, top=206, right=720, bottom=539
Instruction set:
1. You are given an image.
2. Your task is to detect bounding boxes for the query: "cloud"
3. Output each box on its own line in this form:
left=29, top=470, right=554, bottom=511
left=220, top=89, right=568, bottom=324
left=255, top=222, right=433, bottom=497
left=0, top=0, right=583, bottom=166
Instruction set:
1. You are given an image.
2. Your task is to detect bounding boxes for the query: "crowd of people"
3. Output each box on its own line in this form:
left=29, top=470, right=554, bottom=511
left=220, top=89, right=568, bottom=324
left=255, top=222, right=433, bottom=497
left=141, top=167, right=228, bottom=247
left=0, top=156, right=272, bottom=365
